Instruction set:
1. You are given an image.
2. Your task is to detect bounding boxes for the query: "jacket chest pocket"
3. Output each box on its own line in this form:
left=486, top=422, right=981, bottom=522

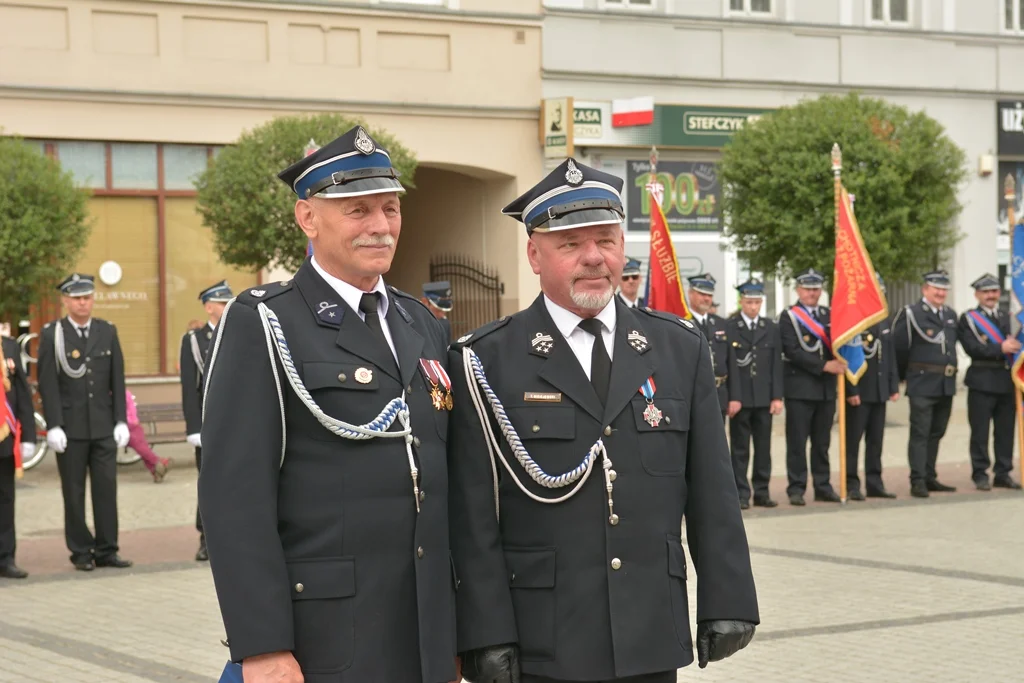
left=303, top=362, right=381, bottom=392
left=288, top=557, right=356, bottom=673
left=505, top=405, right=575, bottom=441
left=631, top=397, right=688, bottom=476
left=301, top=362, right=386, bottom=442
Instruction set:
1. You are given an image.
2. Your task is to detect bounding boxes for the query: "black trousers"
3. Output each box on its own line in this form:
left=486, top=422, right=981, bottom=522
left=730, top=406, right=773, bottom=501
left=844, top=401, right=887, bottom=493
left=0, top=455, right=15, bottom=565
left=967, top=389, right=1015, bottom=481
left=195, top=446, right=204, bottom=535
left=907, top=395, right=953, bottom=485
left=523, top=672, right=675, bottom=683
left=56, top=436, right=118, bottom=563
left=785, top=398, right=835, bottom=496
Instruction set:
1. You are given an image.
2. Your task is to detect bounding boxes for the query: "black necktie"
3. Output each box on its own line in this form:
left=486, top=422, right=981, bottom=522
left=79, top=326, right=88, bottom=340
left=358, top=293, right=398, bottom=375
left=578, top=318, right=611, bottom=405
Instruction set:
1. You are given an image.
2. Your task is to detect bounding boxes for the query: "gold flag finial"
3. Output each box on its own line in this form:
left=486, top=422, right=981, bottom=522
left=831, top=143, right=842, bottom=172
left=649, top=146, right=659, bottom=175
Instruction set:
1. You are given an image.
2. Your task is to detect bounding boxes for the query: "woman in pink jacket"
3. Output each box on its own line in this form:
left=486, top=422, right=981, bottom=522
left=126, top=389, right=173, bottom=482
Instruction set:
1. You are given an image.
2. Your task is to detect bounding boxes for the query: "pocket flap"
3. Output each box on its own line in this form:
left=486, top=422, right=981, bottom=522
left=506, top=405, right=575, bottom=441
left=505, top=548, right=556, bottom=588
left=632, top=397, right=688, bottom=433
left=667, top=538, right=687, bottom=579
left=303, top=362, right=380, bottom=391
left=286, top=557, right=356, bottom=600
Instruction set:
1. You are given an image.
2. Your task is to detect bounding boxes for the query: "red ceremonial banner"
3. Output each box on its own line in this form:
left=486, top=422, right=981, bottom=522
left=832, top=185, right=888, bottom=350
left=646, top=181, right=691, bottom=319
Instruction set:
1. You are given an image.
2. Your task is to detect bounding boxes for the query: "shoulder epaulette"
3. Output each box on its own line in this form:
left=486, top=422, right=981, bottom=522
left=388, top=285, right=431, bottom=322
left=637, top=307, right=701, bottom=337
left=450, top=315, right=513, bottom=349
left=43, top=321, right=53, bottom=330
left=235, top=280, right=293, bottom=308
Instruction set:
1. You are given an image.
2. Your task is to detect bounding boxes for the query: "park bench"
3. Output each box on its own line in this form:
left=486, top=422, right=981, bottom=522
left=136, top=402, right=187, bottom=445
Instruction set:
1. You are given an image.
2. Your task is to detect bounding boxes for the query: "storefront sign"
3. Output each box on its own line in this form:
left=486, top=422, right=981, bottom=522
left=998, top=101, right=1024, bottom=156
left=572, top=102, right=769, bottom=149
left=541, top=97, right=574, bottom=158
left=625, top=159, right=720, bottom=232
left=574, top=106, right=603, bottom=140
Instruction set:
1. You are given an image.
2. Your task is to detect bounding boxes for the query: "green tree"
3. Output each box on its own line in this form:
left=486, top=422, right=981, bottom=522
left=0, top=135, right=91, bottom=322
left=195, top=114, right=418, bottom=273
left=719, top=92, right=967, bottom=285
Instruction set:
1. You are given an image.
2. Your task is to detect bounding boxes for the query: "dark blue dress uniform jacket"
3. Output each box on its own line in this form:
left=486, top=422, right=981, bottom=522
left=199, top=259, right=456, bottom=683
left=447, top=295, right=758, bottom=681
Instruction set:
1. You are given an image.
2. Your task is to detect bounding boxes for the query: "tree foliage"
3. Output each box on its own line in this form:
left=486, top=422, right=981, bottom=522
left=0, top=135, right=91, bottom=322
left=195, top=113, right=418, bottom=273
left=719, top=93, right=967, bottom=285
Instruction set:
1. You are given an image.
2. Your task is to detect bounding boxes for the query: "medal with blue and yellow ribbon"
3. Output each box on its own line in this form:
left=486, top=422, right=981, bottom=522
left=638, top=376, right=662, bottom=427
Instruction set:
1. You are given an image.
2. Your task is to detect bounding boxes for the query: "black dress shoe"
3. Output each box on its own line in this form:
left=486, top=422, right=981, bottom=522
left=95, top=554, right=133, bottom=569
left=910, top=482, right=930, bottom=498
left=739, top=499, right=750, bottom=510
left=0, top=563, right=28, bottom=579
left=73, top=559, right=95, bottom=571
left=789, top=494, right=806, bottom=506
left=847, top=489, right=865, bottom=501
left=753, top=497, right=778, bottom=508
left=866, top=488, right=897, bottom=499
left=975, top=479, right=992, bottom=491
left=196, top=543, right=209, bottom=562
left=926, top=480, right=956, bottom=492
left=993, top=476, right=1022, bottom=490
left=815, top=490, right=841, bottom=503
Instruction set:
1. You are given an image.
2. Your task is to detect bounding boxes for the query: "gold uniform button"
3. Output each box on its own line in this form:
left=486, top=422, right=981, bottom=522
left=531, top=425, right=541, bottom=433
left=337, top=373, right=347, bottom=383
left=294, top=583, right=304, bottom=593
left=603, top=426, right=612, bottom=436
left=611, top=558, right=622, bottom=570
left=665, top=416, right=671, bottom=424
left=417, top=547, right=425, bottom=559
left=608, top=470, right=617, bottom=482
left=609, top=514, right=620, bottom=526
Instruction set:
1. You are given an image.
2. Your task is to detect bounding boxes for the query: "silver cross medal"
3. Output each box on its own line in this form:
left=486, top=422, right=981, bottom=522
left=643, top=402, right=663, bottom=428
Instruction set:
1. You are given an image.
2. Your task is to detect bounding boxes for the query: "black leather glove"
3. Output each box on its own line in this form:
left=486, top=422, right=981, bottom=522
left=696, top=619, right=756, bottom=669
left=461, top=644, right=520, bottom=683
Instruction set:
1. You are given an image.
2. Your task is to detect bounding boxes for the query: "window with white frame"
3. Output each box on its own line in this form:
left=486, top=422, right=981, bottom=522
left=603, top=0, right=654, bottom=9
left=1005, top=0, right=1024, bottom=32
left=870, top=0, right=910, bottom=24
left=728, top=0, right=772, bottom=15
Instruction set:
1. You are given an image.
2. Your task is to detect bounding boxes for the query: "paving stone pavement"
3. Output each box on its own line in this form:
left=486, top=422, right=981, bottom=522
left=2, top=396, right=1022, bottom=682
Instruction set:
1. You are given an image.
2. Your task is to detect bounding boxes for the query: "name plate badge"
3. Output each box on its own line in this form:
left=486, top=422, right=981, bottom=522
left=524, top=392, right=562, bottom=403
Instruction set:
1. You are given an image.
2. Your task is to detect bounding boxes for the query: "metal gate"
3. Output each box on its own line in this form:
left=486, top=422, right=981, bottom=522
left=429, top=254, right=504, bottom=339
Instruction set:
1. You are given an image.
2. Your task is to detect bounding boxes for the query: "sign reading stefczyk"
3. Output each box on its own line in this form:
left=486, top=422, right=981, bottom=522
left=572, top=101, right=770, bottom=149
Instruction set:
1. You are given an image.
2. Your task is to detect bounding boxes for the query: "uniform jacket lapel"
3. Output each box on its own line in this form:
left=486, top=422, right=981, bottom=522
left=528, top=296, right=604, bottom=423
left=385, top=297, right=425, bottom=388
left=603, top=301, right=654, bottom=425
left=62, top=318, right=86, bottom=356
left=84, top=320, right=101, bottom=357
left=751, top=318, right=767, bottom=345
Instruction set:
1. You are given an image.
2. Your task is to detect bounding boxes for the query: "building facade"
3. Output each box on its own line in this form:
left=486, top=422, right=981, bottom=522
left=1, top=0, right=543, bottom=393
left=543, top=0, right=1024, bottom=319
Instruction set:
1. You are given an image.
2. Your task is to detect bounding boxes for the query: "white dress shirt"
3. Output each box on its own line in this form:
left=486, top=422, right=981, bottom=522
left=921, top=298, right=941, bottom=316
left=691, top=312, right=708, bottom=327
left=618, top=292, right=639, bottom=308
left=741, top=312, right=758, bottom=330
left=68, top=317, right=91, bottom=338
left=544, top=295, right=616, bottom=381
left=312, top=256, right=398, bottom=363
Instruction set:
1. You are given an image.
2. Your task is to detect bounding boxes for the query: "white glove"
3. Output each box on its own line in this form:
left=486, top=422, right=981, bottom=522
left=113, top=422, right=130, bottom=448
left=186, top=433, right=202, bottom=449
left=20, top=442, right=35, bottom=461
left=47, top=427, right=67, bottom=453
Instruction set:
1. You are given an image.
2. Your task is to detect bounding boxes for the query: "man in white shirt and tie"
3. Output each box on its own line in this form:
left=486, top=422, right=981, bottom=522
left=616, top=257, right=642, bottom=308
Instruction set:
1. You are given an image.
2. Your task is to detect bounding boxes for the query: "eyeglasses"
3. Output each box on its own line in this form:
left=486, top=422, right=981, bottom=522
left=622, top=275, right=640, bottom=281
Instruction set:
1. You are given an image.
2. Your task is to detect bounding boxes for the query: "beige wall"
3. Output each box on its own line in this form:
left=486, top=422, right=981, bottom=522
left=0, top=0, right=544, bottom=313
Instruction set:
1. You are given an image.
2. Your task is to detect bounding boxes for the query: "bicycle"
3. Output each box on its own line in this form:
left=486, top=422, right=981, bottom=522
left=17, top=332, right=141, bottom=471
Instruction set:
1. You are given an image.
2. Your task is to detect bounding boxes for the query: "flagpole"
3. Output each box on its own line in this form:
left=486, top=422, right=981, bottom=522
left=1005, top=174, right=1024, bottom=465
left=832, top=143, right=847, bottom=506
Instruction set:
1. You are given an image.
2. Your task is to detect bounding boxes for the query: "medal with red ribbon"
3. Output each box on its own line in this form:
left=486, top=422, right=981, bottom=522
left=419, top=358, right=453, bottom=411
left=638, top=376, right=662, bottom=427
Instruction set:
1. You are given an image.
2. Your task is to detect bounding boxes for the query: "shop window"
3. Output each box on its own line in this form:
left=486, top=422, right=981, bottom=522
left=1005, top=0, right=1024, bottom=31
left=728, top=0, right=772, bottom=15
left=56, top=141, right=106, bottom=189
left=869, top=0, right=909, bottom=25
left=603, top=0, right=654, bottom=10
left=111, top=142, right=158, bottom=190
left=77, top=197, right=161, bottom=375
left=163, top=197, right=255, bottom=374
left=163, top=145, right=208, bottom=191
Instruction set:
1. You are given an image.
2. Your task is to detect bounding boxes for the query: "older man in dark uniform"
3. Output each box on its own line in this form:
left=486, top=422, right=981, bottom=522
left=957, top=273, right=1021, bottom=491
left=38, top=274, right=131, bottom=571
left=421, top=280, right=453, bottom=345
left=893, top=270, right=959, bottom=498
left=447, top=158, right=758, bottom=683
left=727, top=279, right=783, bottom=509
left=0, top=335, right=37, bottom=579
left=844, top=273, right=900, bottom=501
left=616, top=257, right=643, bottom=308
left=180, top=279, right=233, bottom=562
left=779, top=268, right=846, bottom=506
left=199, top=127, right=457, bottom=683
left=687, top=273, right=740, bottom=423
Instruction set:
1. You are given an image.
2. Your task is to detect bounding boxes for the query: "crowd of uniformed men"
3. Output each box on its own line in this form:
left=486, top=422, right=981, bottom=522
left=0, top=124, right=1019, bottom=683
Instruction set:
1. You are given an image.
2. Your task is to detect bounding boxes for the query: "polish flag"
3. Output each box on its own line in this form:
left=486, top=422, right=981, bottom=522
left=611, top=97, right=654, bottom=128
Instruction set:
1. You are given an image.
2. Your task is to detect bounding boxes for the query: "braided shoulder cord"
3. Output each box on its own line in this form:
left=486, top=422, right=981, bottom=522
left=54, top=323, right=86, bottom=379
